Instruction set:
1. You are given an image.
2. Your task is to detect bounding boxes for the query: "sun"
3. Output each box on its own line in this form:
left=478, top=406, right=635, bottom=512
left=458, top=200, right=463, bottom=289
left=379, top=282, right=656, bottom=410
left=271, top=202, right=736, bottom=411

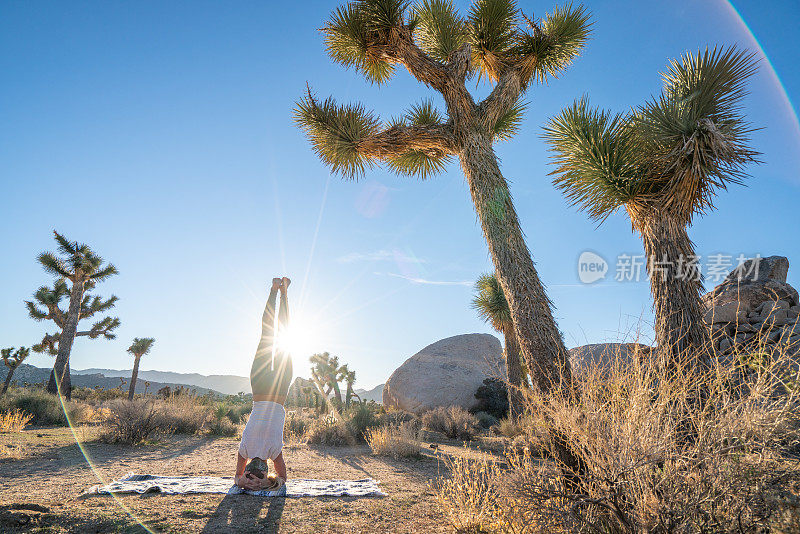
left=274, top=318, right=319, bottom=361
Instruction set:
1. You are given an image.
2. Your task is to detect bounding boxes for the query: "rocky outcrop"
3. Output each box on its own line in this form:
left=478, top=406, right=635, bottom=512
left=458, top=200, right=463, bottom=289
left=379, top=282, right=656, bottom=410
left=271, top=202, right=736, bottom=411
left=383, top=334, right=504, bottom=413
left=703, top=256, right=800, bottom=358
left=286, top=376, right=316, bottom=405
left=569, top=343, right=653, bottom=380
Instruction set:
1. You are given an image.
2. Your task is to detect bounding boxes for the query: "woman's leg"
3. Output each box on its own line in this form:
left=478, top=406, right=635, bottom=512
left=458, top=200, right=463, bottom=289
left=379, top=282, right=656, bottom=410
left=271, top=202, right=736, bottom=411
left=278, top=277, right=290, bottom=331
left=251, top=278, right=282, bottom=389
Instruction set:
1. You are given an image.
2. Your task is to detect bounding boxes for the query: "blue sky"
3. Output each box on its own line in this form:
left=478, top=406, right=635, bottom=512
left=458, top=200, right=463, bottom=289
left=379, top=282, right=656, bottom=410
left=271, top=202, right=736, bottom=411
left=1, top=0, right=798, bottom=390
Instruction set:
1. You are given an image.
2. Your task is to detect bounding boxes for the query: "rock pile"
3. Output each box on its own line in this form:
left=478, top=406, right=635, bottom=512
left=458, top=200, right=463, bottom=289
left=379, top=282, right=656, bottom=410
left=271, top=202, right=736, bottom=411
left=703, top=256, right=800, bottom=356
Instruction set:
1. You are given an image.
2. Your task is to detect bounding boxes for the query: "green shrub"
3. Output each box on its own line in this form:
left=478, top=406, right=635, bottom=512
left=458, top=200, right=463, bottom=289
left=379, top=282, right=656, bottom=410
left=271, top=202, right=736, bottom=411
left=159, top=396, right=211, bottom=434
left=346, top=403, right=380, bottom=441
left=0, top=388, right=92, bottom=426
left=473, top=411, right=499, bottom=429
left=207, top=416, right=238, bottom=437
left=470, top=377, right=508, bottom=419
left=284, top=410, right=310, bottom=441
left=380, top=408, right=420, bottom=430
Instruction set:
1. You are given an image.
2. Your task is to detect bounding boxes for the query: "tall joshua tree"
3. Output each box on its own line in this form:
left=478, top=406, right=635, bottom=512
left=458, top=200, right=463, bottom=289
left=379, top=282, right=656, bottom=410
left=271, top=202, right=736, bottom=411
left=1, top=347, right=30, bottom=395
left=339, top=364, right=360, bottom=406
left=544, top=47, right=758, bottom=369
left=127, top=337, right=155, bottom=400
left=473, top=272, right=524, bottom=418
left=295, top=0, right=591, bottom=392
left=310, top=352, right=344, bottom=405
left=26, top=231, right=120, bottom=398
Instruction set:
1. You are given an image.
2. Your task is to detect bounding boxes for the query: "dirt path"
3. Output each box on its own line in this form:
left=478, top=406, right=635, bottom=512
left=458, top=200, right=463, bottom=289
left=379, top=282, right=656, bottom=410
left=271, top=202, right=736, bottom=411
left=0, top=427, right=466, bottom=533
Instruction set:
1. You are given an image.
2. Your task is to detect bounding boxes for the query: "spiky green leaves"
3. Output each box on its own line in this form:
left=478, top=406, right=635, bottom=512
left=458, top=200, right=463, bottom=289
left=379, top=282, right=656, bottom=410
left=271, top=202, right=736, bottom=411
left=386, top=99, right=451, bottom=178
left=468, top=0, right=518, bottom=81
left=1, top=347, right=30, bottom=370
left=128, top=337, right=156, bottom=358
left=472, top=272, right=512, bottom=332
left=546, top=47, right=759, bottom=226
left=491, top=99, right=526, bottom=142
left=324, top=0, right=412, bottom=83
left=295, top=91, right=381, bottom=179
left=515, top=3, right=591, bottom=85
left=412, top=0, right=469, bottom=63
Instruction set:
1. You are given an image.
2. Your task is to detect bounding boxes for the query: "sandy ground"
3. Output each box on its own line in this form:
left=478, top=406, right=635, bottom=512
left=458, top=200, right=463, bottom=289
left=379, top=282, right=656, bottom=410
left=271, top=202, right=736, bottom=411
left=0, top=426, right=492, bottom=533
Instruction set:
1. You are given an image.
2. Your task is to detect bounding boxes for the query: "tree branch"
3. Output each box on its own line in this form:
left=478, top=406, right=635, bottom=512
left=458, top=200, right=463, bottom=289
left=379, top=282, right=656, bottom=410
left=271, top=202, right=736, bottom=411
left=359, top=122, right=458, bottom=161
left=477, top=68, right=523, bottom=132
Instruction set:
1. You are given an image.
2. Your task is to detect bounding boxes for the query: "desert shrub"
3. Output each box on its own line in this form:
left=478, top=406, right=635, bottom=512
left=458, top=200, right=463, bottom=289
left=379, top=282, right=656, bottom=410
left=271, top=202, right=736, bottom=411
left=0, top=388, right=91, bottom=426
left=159, top=395, right=211, bottom=434
left=207, top=416, right=238, bottom=437
left=494, top=417, right=522, bottom=438
left=471, top=378, right=508, bottom=420
left=306, top=415, right=356, bottom=446
left=366, top=422, right=422, bottom=459
left=346, top=403, right=381, bottom=441
left=100, top=399, right=173, bottom=444
left=380, top=409, right=421, bottom=430
left=0, top=409, right=33, bottom=432
left=284, top=410, right=311, bottom=441
left=434, top=342, right=800, bottom=533
left=422, top=406, right=478, bottom=441
left=473, top=411, right=499, bottom=429
left=71, top=387, right=127, bottom=405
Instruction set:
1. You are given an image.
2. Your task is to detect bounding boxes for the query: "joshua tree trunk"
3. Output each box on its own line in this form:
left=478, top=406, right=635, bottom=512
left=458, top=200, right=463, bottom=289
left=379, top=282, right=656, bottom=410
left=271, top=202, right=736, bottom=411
left=459, top=134, right=572, bottom=393
left=128, top=355, right=142, bottom=401
left=1, top=369, right=15, bottom=395
left=331, top=381, right=343, bottom=406
left=639, top=214, right=711, bottom=370
left=503, top=328, right=524, bottom=419
left=47, top=280, right=85, bottom=398
left=345, top=382, right=353, bottom=407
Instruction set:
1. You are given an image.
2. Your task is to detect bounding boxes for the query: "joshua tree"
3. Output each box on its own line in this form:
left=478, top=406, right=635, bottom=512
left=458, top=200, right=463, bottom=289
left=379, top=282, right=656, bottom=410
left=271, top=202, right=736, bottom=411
left=339, top=364, right=359, bottom=407
left=295, top=0, right=591, bottom=392
left=26, top=231, right=120, bottom=398
left=127, top=337, right=155, bottom=400
left=473, top=272, right=524, bottom=417
left=544, top=47, right=758, bottom=369
left=1, top=347, right=30, bottom=395
left=310, top=352, right=344, bottom=405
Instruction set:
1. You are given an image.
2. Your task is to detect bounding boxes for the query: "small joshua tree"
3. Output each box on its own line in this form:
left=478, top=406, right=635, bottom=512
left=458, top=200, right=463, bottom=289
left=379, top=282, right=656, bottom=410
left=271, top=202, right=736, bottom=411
left=544, top=47, right=758, bottom=369
left=26, top=231, right=120, bottom=398
left=310, top=351, right=344, bottom=405
left=295, top=0, right=592, bottom=392
left=472, top=272, right=524, bottom=418
left=339, top=364, right=360, bottom=406
left=1, top=347, right=30, bottom=395
left=127, top=337, right=155, bottom=400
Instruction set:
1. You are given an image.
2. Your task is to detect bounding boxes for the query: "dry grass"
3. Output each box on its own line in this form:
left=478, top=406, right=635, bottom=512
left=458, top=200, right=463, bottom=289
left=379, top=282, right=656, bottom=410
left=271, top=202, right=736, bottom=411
left=306, top=415, right=357, bottom=446
left=434, top=341, right=800, bottom=533
left=100, top=399, right=173, bottom=444
left=0, top=409, right=33, bottom=433
left=366, top=423, right=422, bottom=459
left=423, top=406, right=479, bottom=441
left=159, top=395, right=211, bottom=434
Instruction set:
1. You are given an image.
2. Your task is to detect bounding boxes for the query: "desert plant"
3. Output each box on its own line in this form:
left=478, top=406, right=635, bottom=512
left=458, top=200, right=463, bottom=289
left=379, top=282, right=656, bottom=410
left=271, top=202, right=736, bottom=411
left=207, top=415, right=238, bottom=437
left=26, top=231, right=120, bottom=398
left=346, top=402, right=381, bottom=441
left=310, top=352, right=344, bottom=406
left=0, top=408, right=34, bottom=432
left=471, top=377, right=509, bottom=420
left=339, top=364, right=360, bottom=406
left=1, top=347, right=30, bottom=395
left=158, top=395, right=211, bottom=434
left=544, top=46, right=759, bottom=370
left=126, top=337, right=155, bottom=400
left=434, top=342, right=800, bottom=533
left=306, top=415, right=357, bottom=446
left=295, top=0, right=593, bottom=392
left=0, top=387, right=91, bottom=426
left=284, top=410, right=311, bottom=442
left=473, top=273, right=524, bottom=417
left=422, top=406, right=478, bottom=441
left=366, top=422, right=422, bottom=458
left=101, top=399, right=173, bottom=444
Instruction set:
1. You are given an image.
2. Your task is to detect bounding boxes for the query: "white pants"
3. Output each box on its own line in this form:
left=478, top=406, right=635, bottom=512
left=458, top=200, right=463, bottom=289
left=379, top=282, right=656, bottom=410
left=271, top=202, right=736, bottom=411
left=238, top=401, right=286, bottom=461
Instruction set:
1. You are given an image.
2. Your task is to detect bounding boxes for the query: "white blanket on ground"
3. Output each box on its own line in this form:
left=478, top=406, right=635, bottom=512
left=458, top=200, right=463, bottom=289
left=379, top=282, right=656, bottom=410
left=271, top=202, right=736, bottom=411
left=84, top=473, right=385, bottom=497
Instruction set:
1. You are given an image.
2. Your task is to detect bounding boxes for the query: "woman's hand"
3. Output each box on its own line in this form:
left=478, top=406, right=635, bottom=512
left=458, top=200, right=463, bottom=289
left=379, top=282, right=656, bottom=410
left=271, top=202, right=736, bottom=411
left=235, top=474, right=263, bottom=491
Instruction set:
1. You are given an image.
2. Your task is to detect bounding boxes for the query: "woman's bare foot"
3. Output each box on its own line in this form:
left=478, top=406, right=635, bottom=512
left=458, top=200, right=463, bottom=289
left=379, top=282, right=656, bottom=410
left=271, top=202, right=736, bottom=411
left=272, top=278, right=282, bottom=290
left=281, top=277, right=291, bottom=290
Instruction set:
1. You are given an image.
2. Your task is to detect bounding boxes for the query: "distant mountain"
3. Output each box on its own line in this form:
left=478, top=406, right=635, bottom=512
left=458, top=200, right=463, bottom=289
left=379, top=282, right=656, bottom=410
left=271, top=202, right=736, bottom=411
left=74, top=368, right=250, bottom=396
left=355, top=383, right=384, bottom=404
left=1, top=364, right=224, bottom=396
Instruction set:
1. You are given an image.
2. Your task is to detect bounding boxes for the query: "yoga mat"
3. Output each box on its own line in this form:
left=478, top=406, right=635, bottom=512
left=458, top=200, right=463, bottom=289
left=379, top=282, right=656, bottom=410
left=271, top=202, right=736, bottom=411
left=84, top=473, right=386, bottom=497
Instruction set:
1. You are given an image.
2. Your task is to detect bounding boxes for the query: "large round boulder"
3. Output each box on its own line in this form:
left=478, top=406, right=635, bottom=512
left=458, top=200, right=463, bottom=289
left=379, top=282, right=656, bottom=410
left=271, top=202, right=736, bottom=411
left=383, top=333, right=504, bottom=413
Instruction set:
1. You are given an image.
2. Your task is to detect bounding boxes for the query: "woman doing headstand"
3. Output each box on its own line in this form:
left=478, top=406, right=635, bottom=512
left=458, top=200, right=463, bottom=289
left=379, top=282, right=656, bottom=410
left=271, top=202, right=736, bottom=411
left=235, top=277, right=294, bottom=491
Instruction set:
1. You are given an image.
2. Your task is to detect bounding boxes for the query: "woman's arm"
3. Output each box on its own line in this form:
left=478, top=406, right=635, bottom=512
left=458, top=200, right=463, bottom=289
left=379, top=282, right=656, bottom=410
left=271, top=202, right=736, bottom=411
left=234, top=453, right=261, bottom=490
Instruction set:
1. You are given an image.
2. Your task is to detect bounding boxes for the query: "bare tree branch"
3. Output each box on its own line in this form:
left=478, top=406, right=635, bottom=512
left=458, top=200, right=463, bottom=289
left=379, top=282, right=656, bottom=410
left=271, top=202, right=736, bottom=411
left=360, top=122, right=458, bottom=161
